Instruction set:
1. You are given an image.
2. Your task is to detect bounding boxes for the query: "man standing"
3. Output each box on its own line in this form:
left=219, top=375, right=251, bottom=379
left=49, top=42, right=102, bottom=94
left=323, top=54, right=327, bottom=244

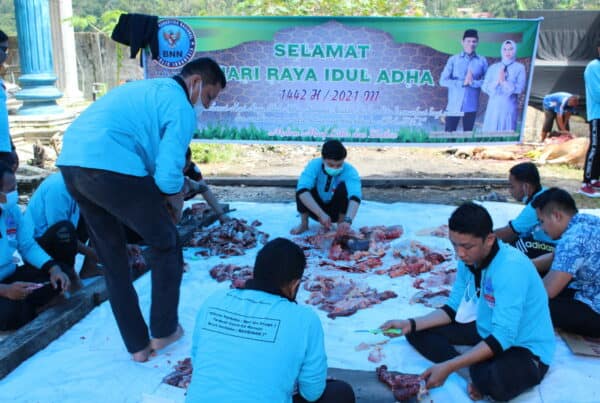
left=0, top=29, right=18, bottom=170
left=381, top=203, right=554, bottom=401
left=579, top=38, right=600, bottom=197
left=540, top=92, right=579, bottom=142
left=57, top=58, right=226, bottom=362
left=533, top=188, right=600, bottom=337
left=440, top=29, right=488, bottom=132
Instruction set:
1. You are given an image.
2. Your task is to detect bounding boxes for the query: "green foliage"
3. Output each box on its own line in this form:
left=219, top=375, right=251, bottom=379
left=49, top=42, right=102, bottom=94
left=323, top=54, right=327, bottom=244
left=190, top=143, right=241, bottom=164
left=235, top=0, right=425, bottom=16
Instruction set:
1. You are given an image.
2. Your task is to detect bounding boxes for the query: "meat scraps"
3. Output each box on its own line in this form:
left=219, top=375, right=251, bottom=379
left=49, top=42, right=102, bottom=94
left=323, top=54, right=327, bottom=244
left=163, top=357, right=193, bottom=389
left=412, top=268, right=456, bottom=290
left=304, top=275, right=397, bottom=319
left=187, top=218, right=269, bottom=257
left=376, top=365, right=427, bottom=402
left=209, top=263, right=253, bottom=288
left=409, top=289, right=451, bottom=308
left=416, top=224, right=449, bottom=238
left=382, top=241, right=452, bottom=278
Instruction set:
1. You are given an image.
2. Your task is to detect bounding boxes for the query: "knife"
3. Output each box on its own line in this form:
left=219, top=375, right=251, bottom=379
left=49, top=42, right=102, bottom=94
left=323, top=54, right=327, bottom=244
left=354, top=328, right=403, bottom=335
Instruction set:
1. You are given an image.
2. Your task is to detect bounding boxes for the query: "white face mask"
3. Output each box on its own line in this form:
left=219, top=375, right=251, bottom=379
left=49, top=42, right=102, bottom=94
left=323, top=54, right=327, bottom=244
left=1, top=190, right=18, bottom=209
left=324, top=164, right=343, bottom=176
left=455, top=281, right=478, bottom=323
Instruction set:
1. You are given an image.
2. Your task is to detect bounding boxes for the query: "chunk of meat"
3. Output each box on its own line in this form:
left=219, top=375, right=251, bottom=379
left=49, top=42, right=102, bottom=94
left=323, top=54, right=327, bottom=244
left=409, top=289, right=451, bottom=308
left=163, top=357, right=193, bottom=389
left=209, top=263, right=253, bottom=288
left=187, top=218, right=269, bottom=257
left=416, top=224, right=449, bottom=238
left=376, top=365, right=426, bottom=401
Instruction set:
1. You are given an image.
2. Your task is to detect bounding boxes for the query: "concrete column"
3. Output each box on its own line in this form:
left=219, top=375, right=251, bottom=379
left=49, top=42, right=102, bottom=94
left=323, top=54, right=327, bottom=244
left=13, top=0, right=63, bottom=115
left=49, top=0, right=83, bottom=101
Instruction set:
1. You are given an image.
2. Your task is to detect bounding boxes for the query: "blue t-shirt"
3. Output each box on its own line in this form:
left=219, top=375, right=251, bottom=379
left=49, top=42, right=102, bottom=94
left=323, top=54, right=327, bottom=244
left=186, top=289, right=327, bottom=403
left=56, top=78, right=197, bottom=194
left=24, top=172, right=79, bottom=239
left=542, top=92, right=575, bottom=115
left=0, top=203, right=52, bottom=281
left=446, top=242, right=555, bottom=365
left=509, top=188, right=555, bottom=244
left=0, top=80, right=12, bottom=152
left=550, top=213, right=600, bottom=314
left=297, top=158, right=361, bottom=203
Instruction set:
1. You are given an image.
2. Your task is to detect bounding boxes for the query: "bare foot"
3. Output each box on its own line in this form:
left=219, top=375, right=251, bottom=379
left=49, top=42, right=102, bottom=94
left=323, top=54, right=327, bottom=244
left=132, top=344, right=153, bottom=363
left=467, top=383, right=484, bottom=401
left=151, top=324, right=184, bottom=351
left=290, top=223, right=308, bottom=235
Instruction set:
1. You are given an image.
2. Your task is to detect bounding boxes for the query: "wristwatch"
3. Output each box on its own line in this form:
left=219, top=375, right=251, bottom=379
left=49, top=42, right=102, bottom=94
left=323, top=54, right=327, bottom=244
left=343, top=216, right=353, bottom=224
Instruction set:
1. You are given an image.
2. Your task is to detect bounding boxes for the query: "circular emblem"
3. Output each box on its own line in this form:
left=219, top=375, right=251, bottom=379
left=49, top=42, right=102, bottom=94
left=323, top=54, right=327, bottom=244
left=157, top=19, right=196, bottom=69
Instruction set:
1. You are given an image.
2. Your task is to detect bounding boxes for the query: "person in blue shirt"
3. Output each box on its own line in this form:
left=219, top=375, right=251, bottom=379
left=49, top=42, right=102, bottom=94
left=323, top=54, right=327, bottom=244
left=579, top=39, right=600, bottom=197
left=440, top=29, right=488, bottom=133
left=0, top=30, right=19, bottom=172
left=23, top=172, right=98, bottom=287
left=0, top=163, right=70, bottom=330
left=291, top=140, right=361, bottom=235
left=186, top=237, right=355, bottom=403
left=57, top=57, right=226, bottom=362
left=482, top=40, right=526, bottom=133
left=494, top=162, right=555, bottom=262
left=381, top=203, right=554, bottom=402
left=532, top=187, right=600, bottom=337
left=540, top=92, right=579, bottom=142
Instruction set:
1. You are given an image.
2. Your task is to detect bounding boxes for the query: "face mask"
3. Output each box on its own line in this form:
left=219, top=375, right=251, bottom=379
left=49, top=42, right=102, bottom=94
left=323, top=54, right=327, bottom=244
left=1, top=190, right=18, bottom=208
left=521, top=185, right=529, bottom=203
left=455, top=282, right=478, bottom=323
left=324, top=165, right=343, bottom=176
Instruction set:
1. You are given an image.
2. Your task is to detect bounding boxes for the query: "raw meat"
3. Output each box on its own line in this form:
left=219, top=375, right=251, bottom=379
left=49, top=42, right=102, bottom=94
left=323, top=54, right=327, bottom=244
left=209, top=263, right=253, bottom=288
left=416, top=224, right=449, bottom=238
left=376, top=365, right=426, bottom=401
left=304, top=275, right=397, bottom=319
left=163, top=357, right=193, bottom=389
left=187, top=218, right=269, bottom=257
left=409, top=289, right=451, bottom=308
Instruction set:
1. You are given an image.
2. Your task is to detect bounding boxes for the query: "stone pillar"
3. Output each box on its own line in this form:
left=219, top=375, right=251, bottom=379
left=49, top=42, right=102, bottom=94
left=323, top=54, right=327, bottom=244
left=13, top=0, right=63, bottom=115
left=49, top=0, right=83, bottom=101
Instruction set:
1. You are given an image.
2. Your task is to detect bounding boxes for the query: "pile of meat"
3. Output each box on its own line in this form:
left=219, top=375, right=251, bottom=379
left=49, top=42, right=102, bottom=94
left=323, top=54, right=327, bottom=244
left=304, top=275, right=397, bottom=319
left=410, top=265, right=456, bottom=308
left=209, top=263, right=253, bottom=288
left=163, top=357, right=193, bottom=389
left=376, top=365, right=427, bottom=401
left=381, top=241, right=452, bottom=278
left=416, top=224, right=449, bottom=238
left=186, top=218, right=269, bottom=257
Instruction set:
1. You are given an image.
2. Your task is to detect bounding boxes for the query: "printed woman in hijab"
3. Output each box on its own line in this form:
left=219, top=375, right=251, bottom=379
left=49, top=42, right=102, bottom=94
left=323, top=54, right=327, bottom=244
left=482, top=40, right=526, bottom=132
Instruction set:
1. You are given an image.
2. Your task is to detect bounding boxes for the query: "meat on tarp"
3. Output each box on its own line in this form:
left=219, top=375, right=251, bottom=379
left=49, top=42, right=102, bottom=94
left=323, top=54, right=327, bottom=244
left=163, top=357, right=193, bottom=389
left=304, top=275, right=397, bottom=319
left=187, top=218, right=269, bottom=257
left=209, top=263, right=253, bottom=288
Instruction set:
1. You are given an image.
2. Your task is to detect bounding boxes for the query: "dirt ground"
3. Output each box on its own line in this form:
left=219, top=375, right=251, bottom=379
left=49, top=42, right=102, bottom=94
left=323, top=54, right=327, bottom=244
left=200, top=142, right=600, bottom=208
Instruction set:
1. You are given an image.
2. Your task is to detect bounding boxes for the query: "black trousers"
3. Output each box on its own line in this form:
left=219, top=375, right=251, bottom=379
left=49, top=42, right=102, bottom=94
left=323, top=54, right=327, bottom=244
left=445, top=112, right=477, bottom=132
left=296, top=182, right=349, bottom=222
left=550, top=287, right=600, bottom=337
left=583, top=119, right=600, bottom=183
left=406, top=322, right=549, bottom=401
left=293, top=380, right=355, bottom=403
left=0, top=264, right=61, bottom=330
left=60, top=166, right=183, bottom=354
left=542, top=109, right=570, bottom=133
left=512, top=235, right=555, bottom=259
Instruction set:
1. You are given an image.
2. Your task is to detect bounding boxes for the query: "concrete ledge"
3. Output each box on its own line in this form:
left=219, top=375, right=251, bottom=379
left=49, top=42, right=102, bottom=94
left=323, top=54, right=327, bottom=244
left=206, top=176, right=508, bottom=188
left=0, top=276, right=107, bottom=379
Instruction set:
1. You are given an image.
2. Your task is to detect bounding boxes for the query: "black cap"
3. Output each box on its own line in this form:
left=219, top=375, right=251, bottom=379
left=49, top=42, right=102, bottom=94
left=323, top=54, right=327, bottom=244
left=321, top=139, right=347, bottom=161
left=463, top=29, right=479, bottom=40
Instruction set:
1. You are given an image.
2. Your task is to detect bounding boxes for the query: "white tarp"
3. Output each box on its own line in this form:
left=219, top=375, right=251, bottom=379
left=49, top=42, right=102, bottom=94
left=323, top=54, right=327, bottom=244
left=1, top=201, right=599, bottom=403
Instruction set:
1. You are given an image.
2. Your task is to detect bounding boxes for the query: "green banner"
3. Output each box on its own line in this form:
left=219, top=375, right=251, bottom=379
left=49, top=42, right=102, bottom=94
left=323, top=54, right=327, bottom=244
left=145, top=16, right=541, bottom=145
